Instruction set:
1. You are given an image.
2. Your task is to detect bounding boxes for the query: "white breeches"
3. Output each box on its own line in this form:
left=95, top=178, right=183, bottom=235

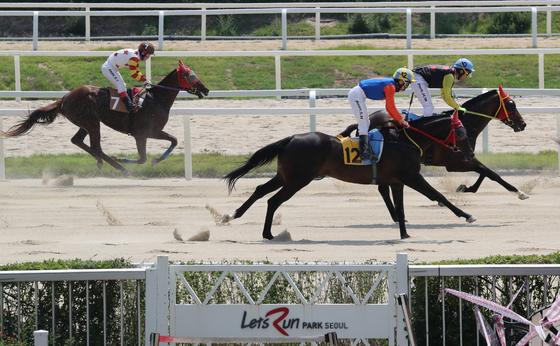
left=101, top=63, right=126, bottom=94
left=410, top=74, right=434, bottom=117
left=348, top=85, right=370, bottom=136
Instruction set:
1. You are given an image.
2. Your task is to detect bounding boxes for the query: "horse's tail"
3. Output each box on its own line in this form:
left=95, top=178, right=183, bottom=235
left=225, top=136, right=293, bottom=193
left=1, top=99, right=62, bottom=137
left=338, top=123, right=358, bottom=137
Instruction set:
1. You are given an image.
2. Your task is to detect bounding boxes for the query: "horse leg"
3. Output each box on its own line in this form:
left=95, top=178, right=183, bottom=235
left=459, top=163, right=528, bottom=199
left=87, top=125, right=128, bottom=173
left=262, top=182, right=310, bottom=240
left=71, top=128, right=128, bottom=173
left=403, top=173, right=476, bottom=223
left=378, top=184, right=398, bottom=223
left=226, top=176, right=282, bottom=223
left=149, top=130, right=177, bottom=166
left=390, top=183, right=409, bottom=239
left=113, top=136, right=148, bottom=164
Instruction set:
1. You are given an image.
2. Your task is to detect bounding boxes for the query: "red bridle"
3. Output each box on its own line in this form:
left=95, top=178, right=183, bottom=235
left=176, top=60, right=195, bottom=90
left=495, top=84, right=512, bottom=122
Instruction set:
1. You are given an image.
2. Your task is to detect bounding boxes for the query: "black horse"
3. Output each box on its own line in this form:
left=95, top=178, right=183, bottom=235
left=1, top=60, right=209, bottom=174
left=224, top=117, right=476, bottom=240
left=339, top=86, right=527, bottom=223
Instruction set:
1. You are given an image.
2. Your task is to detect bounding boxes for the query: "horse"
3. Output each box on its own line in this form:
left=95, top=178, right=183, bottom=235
left=223, top=116, right=476, bottom=240
left=1, top=60, right=209, bottom=174
left=339, top=86, right=527, bottom=223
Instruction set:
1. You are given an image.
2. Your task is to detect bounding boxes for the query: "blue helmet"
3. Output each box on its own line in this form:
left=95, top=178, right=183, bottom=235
left=453, top=58, right=475, bottom=75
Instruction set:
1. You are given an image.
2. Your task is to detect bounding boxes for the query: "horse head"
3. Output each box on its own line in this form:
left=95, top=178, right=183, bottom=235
left=495, top=85, right=526, bottom=132
left=176, top=60, right=209, bottom=99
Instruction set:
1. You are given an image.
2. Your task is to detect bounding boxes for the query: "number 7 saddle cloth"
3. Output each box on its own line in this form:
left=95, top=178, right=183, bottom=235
left=336, top=129, right=384, bottom=166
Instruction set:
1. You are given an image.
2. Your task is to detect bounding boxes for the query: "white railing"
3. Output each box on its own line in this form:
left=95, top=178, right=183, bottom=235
left=409, top=263, right=560, bottom=346
left=0, top=5, right=558, bottom=50
left=1, top=48, right=559, bottom=96
left=0, top=268, right=146, bottom=346
left=2, top=254, right=560, bottom=345
left=2, top=104, right=560, bottom=181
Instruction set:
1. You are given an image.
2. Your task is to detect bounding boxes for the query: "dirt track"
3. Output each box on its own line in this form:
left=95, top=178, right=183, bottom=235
left=0, top=174, right=558, bottom=264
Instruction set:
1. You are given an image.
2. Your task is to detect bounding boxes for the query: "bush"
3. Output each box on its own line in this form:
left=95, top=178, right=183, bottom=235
left=348, top=14, right=369, bottom=34
left=486, top=12, right=531, bottom=34
left=215, top=15, right=239, bottom=36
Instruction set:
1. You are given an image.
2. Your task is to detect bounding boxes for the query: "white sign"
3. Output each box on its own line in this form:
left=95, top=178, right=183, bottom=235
left=173, top=304, right=391, bottom=339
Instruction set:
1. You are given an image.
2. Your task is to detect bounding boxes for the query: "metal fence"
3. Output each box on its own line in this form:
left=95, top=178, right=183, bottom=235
left=2, top=254, right=560, bottom=345
left=0, top=4, right=559, bottom=50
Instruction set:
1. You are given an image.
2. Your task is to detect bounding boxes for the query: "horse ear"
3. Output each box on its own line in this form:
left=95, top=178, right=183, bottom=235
left=498, top=84, right=509, bottom=99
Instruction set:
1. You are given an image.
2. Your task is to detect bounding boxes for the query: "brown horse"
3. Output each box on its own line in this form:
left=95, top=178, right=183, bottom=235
left=1, top=60, right=208, bottom=174
left=223, top=116, right=476, bottom=240
left=339, top=86, right=527, bottom=223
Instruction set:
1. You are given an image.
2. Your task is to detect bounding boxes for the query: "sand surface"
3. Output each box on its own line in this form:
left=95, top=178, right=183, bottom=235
left=0, top=175, right=558, bottom=264
left=1, top=38, right=559, bottom=264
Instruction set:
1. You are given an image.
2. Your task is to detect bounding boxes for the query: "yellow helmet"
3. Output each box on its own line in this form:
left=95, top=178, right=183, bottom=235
left=393, top=67, right=416, bottom=85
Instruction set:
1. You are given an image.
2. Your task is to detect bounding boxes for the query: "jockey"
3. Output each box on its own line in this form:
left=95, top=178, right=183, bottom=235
left=411, top=58, right=475, bottom=117
left=348, top=67, right=414, bottom=161
left=101, top=42, right=155, bottom=113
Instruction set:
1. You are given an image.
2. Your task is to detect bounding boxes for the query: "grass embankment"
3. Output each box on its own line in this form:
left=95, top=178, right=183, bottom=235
left=0, top=45, right=559, bottom=92
left=5, top=151, right=557, bottom=178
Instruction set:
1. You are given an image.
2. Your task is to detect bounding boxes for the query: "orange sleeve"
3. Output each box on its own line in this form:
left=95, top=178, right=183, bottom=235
left=383, top=84, right=404, bottom=123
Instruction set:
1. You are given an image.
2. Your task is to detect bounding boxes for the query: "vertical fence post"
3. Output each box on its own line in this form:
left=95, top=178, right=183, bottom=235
left=0, top=116, right=5, bottom=180
left=430, top=6, right=436, bottom=39
left=532, top=7, right=538, bottom=48
left=406, top=8, right=412, bottom=49
left=395, top=253, right=409, bottom=346
left=482, top=88, right=489, bottom=153
left=156, top=256, right=170, bottom=342
left=557, top=114, right=560, bottom=176
left=281, top=9, right=288, bottom=50
left=14, top=55, right=21, bottom=103
left=275, top=55, right=281, bottom=100
left=158, top=11, right=165, bottom=50
left=33, top=330, right=48, bottom=346
left=547, top=5, right=552, bottom=36
left=146, top=59, right=152, bottom=83
left=315, top=7, right=321, bottom=41
left=183, top=115, right=192, bottom=180
left=85, top=7, right=91, bottom=42
left=201, top=7, right=207, bottom=41
left=33, top=11, right=39, bottom=51
left=309, top=90, right=316, bottom=132
left=407, top=54, right=413, bottom=70
left=539, top=53, right=545, bottom=89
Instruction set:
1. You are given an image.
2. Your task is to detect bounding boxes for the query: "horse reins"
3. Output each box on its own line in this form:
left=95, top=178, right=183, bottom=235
left=403, top=90, right=512, bottom=156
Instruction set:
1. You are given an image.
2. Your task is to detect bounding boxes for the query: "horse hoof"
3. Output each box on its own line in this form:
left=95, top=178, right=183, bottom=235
left=97, top=161, right=103, bottom=169
left=466, top=216, right=476, bottom=223
left=518, top=191, right=530, bottom=200
left=122, top=170, right=130, bottom=177
left=401, top=234, right=410, bottom=239
left=220, top=214, right=233, bottom=223
left=456, top=184, right=467, bottom=193
left=438, top=202, right=445, bottom=207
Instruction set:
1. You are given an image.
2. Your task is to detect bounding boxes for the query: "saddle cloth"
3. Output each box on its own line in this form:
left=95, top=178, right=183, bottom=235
left=337, top=129, right=384, bottom=166
left=401, top=109, right=422, bottom=122
left=109, top=87, right=146, bottom=113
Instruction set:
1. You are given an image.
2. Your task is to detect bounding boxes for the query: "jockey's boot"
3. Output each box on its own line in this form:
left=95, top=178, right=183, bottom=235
left=359, top=134, right=373, bottom=162
left=120, top=94, right=135, bottom=114
left=456, top=127, right=474, bottom=162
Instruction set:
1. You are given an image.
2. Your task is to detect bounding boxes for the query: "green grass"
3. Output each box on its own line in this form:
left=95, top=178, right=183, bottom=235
left=5, top=153, right=276, bottom=178
left=4, top=151, right=556, bottom=179
left=1, top=45, right=559, bottom=92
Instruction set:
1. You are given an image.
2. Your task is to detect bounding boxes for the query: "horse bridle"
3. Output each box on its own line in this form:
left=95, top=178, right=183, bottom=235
left=463, top=86, right=513, bottom=126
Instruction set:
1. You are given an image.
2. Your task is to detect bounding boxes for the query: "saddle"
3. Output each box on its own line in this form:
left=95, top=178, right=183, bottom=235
left=109, top=87, right=149, bottom=113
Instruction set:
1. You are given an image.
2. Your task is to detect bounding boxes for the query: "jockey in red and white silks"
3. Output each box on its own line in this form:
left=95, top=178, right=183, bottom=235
left=101, top=42, right=154, bottom=113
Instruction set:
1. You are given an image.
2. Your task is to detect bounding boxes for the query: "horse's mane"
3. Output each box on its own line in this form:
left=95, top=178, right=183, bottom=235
left=462, top=89, right=498, bottom=109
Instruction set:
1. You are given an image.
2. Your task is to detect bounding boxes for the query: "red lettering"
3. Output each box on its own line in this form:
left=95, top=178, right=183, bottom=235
left=265, top=307, right=289, bottom=336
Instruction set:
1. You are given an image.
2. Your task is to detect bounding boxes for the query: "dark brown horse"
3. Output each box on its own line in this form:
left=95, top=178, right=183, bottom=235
left=1, top=60, right=208, bottom=174
left=223, top=117, right=476, bottom=240
left=339, top=86, right=527, bottom=223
